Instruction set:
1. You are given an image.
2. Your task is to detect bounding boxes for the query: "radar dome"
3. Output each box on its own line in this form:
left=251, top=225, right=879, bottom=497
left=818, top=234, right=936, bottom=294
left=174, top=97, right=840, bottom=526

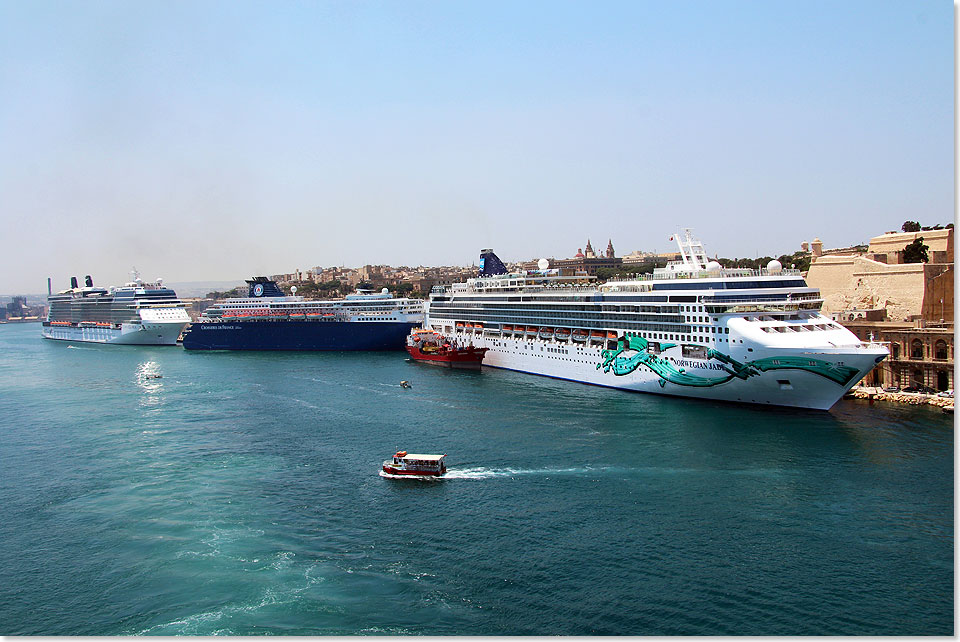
left=537, top=258, right=550, bottom=271
left=290, top=285, right=297, bottom=294
left=766, top=259, right=783, bottom=273
left=706, top=261, right=721, bottom=272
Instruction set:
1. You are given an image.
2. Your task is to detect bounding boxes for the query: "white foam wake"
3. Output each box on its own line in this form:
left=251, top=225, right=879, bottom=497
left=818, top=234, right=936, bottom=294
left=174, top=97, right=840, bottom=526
left=443, top=466, right=608, bottom=479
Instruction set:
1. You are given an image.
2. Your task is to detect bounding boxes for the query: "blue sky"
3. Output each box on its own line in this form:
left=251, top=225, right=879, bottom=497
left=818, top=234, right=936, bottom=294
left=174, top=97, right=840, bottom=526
left=0, top=0, right=953, bottom=292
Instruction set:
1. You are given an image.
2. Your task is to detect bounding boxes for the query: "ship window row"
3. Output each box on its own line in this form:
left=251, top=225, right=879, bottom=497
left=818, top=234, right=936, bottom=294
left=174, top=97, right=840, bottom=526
left=431, top=302, right=682, bottom=314
left=706, top=293, right=806, bottom=303
left=649, top=279, right=807, bottom=291
left=48, top=305, right=143, bottom=319
left=431, top=307, right=684, bottom=324
left=436, top=307, right=685, bottom=322
left=761, top=324, right=834, bottom=333
left=435, top=314, right=691, bottom=334
left=430, top=306, right=680, bottom=320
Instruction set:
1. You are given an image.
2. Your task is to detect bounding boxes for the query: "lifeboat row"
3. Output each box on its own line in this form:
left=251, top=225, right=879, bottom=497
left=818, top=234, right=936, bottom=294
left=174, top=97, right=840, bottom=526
left=220, top=310, right=339, bottom=319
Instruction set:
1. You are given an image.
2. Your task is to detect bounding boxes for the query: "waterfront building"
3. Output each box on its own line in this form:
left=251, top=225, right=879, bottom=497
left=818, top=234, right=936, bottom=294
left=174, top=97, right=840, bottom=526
left=839, top=319, right=953, bottom=391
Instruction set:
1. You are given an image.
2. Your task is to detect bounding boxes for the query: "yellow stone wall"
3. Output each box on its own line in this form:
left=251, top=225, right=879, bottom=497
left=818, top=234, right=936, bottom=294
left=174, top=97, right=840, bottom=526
left=868, top=229, right=953, bottom=264
left=807, top=256, right=931, bottom=321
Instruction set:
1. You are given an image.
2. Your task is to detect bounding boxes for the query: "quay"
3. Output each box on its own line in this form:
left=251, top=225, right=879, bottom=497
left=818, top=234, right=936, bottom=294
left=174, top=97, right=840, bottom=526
left=847, top=385, right=954, bottom=411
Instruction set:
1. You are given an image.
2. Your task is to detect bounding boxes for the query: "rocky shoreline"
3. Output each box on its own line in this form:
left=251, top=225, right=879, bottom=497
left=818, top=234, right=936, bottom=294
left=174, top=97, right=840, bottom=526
left=847, top=386, right=954, bottom=411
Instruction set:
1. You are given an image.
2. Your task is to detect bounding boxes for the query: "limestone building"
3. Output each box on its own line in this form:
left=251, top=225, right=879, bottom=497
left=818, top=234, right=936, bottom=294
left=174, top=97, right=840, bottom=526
left=806, top=227, right=954, bottom=391
left=806, top=228, right=953, bottom=323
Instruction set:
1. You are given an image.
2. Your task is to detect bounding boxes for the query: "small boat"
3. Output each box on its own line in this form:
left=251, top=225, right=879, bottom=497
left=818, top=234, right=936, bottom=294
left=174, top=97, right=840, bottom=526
left=555, top=328, right=571, bottom=340
left=571, top=329, right=588, bottom=342
left=539, top=327, right=554, bottom=339
left=406, top=328, right=487, bottom=369
left=382, top=451, right=447, bottom=477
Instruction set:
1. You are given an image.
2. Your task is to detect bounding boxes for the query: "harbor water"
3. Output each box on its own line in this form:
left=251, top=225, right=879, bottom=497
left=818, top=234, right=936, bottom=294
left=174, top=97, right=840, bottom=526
left=0, top=323, right=952, bottom=635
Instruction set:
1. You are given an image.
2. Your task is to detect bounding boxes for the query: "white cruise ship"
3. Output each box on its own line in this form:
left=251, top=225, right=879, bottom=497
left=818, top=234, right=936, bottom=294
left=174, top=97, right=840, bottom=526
left=423, top=230, right=888, bottom=410
left=42, top=272, right=191, bottom=345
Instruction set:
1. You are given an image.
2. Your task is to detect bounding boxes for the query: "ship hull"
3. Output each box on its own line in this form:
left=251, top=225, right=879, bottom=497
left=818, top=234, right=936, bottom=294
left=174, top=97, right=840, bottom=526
left=381, top=465, right=444, bottom=477
left=457, top=333, right=886, bottom=410
left=181, top=320, right=420, bottom=351
left=41, top=321, right=186, bottom=345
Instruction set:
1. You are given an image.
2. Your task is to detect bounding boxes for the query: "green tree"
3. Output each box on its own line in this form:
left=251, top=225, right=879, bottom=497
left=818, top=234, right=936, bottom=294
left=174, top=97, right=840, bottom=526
left=205, top=286, right=245, bottom=299
left=901, top=221, right=921, bottom=232
left=903, top=237, right=929, bottom=264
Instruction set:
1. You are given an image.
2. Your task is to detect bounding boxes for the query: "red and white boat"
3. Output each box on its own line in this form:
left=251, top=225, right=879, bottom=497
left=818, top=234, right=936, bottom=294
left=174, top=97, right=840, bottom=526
left=382, top=451, right=447, bottom=477
left=406, top=328, right=487, bottom=369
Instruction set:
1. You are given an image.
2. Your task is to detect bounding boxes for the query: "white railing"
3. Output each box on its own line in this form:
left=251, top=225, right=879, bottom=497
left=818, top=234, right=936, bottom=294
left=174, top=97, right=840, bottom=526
left=605, top=268, right=803, bottom=283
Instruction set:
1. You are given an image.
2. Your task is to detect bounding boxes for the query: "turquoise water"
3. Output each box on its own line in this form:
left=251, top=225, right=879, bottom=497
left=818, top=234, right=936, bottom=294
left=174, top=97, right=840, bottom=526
left=0, top=323, right=952, bottom=635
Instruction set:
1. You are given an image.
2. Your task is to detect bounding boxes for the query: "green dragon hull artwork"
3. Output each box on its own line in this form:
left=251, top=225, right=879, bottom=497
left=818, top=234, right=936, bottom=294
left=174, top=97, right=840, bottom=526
left=597, top=333, right=861, bottom=389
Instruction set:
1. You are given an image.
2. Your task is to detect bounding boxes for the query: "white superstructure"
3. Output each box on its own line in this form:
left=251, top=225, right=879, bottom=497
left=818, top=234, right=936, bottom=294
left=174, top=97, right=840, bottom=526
left=424, top=233, right=888, bottom=410
left=42, top=272, right=191, bottom=345
left=194, top=284, right=424, bottom=324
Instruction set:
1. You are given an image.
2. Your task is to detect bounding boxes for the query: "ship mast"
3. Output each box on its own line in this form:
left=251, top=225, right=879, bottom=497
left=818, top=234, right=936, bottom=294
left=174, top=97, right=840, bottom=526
left=672, top=228, right=708, bottom=272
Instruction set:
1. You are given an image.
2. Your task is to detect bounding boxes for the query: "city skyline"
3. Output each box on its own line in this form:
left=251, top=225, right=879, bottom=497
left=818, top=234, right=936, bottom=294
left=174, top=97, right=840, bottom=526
left=1, top=0, right=953, bottom=293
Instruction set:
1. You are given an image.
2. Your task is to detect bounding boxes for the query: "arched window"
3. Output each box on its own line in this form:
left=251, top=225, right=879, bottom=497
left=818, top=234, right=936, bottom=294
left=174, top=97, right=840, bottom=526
left=935, top=340, right=948, bottom=360
left=911, top=339, right=924, bottom=360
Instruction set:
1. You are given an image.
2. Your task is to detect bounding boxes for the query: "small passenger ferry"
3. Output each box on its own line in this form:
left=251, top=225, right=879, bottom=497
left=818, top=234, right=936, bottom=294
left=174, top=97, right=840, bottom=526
left=382, top=451, right=447, bottom=477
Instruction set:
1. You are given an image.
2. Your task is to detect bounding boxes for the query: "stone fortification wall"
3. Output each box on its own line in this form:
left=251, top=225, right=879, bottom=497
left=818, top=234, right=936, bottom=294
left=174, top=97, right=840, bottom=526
left=921, top=265, right=954, bottom=322
left=807, top=255, right=929, bottom=321
left=868, top=229, right=953, bottom=264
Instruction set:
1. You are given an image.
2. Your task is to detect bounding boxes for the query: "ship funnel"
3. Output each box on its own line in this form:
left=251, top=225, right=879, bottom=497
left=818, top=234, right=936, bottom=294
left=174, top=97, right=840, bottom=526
left=47, top=278, right=52, bottom=295
left=478, top=249, right=508, bottom=276
left=70, top=276, right=78, bottom=289
left=84, top=275, right=93, bottom=287
left=246, top=277, right=285, bottom=298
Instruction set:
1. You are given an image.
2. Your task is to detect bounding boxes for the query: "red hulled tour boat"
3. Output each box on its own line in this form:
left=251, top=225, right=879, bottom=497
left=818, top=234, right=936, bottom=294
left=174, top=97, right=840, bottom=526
left=406, top=329, right=487, bottom=369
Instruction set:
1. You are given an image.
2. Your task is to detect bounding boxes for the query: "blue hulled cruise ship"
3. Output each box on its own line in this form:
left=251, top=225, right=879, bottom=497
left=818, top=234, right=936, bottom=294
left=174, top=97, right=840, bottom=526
left=181, top=277, right=424, bottom=351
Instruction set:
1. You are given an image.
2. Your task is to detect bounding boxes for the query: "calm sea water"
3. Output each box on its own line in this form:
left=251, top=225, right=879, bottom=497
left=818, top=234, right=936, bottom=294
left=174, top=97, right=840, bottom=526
left=0, top=323, right=952, bottom=635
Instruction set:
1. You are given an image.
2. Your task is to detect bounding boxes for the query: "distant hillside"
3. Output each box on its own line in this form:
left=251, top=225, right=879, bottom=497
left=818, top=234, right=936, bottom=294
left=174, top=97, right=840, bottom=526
left=164, top=281, right=247, bottom=298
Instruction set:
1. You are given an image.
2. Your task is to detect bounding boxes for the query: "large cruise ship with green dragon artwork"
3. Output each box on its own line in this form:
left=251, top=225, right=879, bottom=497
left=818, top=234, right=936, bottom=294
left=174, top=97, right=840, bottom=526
left=423, top=230, right=888, bottom=410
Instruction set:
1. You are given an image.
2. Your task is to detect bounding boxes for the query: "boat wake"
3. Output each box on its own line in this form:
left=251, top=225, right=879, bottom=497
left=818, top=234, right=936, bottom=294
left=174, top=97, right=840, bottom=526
left=442, top=466, right=613, bottom=479
left=379, top=466, right=622, bottom=480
